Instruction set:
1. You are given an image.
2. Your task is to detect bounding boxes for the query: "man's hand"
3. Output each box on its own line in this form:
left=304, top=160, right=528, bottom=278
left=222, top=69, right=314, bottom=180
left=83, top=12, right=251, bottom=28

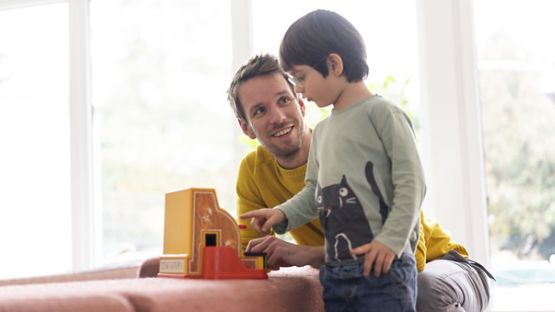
left=351, top=240, right=396, bottom=277
left=246, top=236, right=325, bottom=270
left=240, top=208, right=286, bottom=234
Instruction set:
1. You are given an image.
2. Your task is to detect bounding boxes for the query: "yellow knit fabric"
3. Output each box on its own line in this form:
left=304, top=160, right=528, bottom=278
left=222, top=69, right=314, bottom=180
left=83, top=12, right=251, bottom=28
left=236, top=145, right=468, bottom=271
left=237, top=146, right=324, bottom=250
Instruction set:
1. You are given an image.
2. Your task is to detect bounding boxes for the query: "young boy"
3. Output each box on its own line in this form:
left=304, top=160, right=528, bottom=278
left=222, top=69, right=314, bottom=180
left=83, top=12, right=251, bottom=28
left=241, top=10, right=426, bottom=311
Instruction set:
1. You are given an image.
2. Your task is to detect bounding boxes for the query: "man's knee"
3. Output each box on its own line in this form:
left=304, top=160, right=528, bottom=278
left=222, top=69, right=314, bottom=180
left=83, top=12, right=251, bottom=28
left=417, top=262, right=465, bottom=312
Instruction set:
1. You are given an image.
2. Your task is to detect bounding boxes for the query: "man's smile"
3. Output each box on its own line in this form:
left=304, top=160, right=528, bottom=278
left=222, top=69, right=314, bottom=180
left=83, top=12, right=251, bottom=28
left=271, top=125, right=294, bottom=137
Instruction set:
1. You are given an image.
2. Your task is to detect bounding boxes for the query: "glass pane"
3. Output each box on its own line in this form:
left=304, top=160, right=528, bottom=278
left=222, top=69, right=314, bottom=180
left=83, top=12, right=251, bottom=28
left=0, top=3, right=71, bottom=279
left=90, top=0, right=233, bottom=265
left=475, top=0, right=555, bottom=310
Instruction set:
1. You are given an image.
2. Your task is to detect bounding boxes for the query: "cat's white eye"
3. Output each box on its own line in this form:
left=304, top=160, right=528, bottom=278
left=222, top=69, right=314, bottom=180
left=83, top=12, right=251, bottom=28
left=339, top=187, right=348, bottom=197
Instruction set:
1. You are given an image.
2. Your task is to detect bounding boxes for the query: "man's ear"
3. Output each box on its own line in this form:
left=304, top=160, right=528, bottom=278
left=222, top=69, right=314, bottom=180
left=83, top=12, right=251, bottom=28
left=327, top=53, right=344, bottom=77
left=238, top=118, right=256, bottom=139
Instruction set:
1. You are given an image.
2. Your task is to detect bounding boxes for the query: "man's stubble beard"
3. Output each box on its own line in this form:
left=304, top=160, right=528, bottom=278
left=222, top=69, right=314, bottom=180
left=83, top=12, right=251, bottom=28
left=265, top=127, right=307, bottom=160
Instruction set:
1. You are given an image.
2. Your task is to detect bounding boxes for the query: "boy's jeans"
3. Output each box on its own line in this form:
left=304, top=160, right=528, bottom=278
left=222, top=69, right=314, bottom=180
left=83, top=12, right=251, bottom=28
left=319, top=252, right=417, bottom=312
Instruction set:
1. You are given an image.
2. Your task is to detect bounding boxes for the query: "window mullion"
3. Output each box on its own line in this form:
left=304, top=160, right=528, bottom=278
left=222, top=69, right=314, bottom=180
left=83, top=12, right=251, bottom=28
left=68, top=0, right=95, bottom=272
left=416, top=0, right=489, bottom=267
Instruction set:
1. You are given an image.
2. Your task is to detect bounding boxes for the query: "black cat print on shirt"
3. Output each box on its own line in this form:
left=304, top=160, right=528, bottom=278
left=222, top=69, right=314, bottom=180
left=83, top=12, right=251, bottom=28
left=316, top=161, right=390, bottom=262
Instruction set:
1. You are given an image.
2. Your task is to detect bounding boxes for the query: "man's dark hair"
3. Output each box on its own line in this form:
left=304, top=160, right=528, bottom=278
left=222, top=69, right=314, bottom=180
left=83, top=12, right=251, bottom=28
left=227, top=54, right=295, bottom=120
left=279, top=9, right=369, bottom=82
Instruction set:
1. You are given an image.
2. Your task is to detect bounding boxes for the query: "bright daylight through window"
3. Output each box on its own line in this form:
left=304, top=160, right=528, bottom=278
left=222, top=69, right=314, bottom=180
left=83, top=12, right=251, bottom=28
left=474, top=0, right=555, bottom=310
left=0, top=3, right=71, bottom=279
left=90, top=0, right=235, bottom=265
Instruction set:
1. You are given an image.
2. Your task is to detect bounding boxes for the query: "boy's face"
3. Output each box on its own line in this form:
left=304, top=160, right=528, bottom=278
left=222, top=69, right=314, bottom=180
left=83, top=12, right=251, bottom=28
left=237, top=73, right=308, bottom=161
left=288, top=63, right=338, bottom=108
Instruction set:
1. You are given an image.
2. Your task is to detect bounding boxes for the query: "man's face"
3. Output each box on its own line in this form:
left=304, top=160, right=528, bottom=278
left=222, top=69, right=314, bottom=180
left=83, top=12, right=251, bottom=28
left=237, top=73, right=308, bottom=160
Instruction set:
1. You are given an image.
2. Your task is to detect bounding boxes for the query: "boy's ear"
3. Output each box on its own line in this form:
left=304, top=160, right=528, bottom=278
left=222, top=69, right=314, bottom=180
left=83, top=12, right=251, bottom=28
left=238, top=118, right=257, bottom=139
left=297, top=96, right=306, bottom=116
left=327, top=53, right=344, bottom=77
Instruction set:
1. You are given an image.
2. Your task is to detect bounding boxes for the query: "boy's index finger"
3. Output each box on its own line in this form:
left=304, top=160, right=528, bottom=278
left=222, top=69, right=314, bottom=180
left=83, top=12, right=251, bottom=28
left=239, top=211, right=256, bottom=219
left=239, top=208, right=270, bottom=219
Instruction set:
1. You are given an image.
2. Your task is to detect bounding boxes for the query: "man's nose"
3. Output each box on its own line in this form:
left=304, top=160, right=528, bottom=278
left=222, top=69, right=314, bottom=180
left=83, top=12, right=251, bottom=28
left=294, top=84, right=304, bottom=94
left=268, top=105, right=287, bottom=124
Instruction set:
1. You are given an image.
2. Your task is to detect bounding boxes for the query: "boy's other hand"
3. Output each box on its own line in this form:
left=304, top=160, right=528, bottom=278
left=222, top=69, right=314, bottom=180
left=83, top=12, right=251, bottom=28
left=240, top=208, right=286, bottom=234
left=351, top=240, right=396, bottom=277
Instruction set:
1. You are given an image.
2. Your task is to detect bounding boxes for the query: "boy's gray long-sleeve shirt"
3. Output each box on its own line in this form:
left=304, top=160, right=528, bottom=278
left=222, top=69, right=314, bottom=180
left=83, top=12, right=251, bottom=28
left=275, top=95, right=426, bottom=264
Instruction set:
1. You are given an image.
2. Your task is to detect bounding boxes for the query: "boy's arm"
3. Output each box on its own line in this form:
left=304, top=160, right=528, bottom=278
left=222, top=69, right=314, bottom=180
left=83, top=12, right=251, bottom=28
left=274, top=135, right=320, bottom=233
left=372, top=107, right=426, bottom=256
left=274, top=182, right=318, bottom=233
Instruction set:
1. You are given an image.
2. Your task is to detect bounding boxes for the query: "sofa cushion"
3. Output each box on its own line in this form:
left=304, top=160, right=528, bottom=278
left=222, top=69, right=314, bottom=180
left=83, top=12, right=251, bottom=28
left=127, top=266, right=324, bottom=312
left=0, top=266, right=323, bottom=312
left=0, top=294, right=134, bottom=312
left=0, top=266, right=140, bottom=287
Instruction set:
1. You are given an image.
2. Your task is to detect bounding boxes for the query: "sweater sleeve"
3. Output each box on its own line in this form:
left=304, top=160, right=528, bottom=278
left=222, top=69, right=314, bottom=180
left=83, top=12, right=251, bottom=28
left=274, top=132, right=320, bottom=233
left=372, top=106, right=426, bottom=256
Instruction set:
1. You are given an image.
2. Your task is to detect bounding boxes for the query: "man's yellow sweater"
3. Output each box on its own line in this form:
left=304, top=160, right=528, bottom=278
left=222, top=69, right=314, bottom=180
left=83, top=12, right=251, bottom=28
left=236, top=146, right=468, bottom=271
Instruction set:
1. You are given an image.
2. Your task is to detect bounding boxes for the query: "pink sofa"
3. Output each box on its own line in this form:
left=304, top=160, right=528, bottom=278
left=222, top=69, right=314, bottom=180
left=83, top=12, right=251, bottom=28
left=0, top=259, right=324, bottom=312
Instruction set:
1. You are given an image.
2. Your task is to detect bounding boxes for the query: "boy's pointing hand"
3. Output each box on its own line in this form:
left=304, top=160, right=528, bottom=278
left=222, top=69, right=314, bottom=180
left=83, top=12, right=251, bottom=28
left=240, top=208, right=286, bottom=234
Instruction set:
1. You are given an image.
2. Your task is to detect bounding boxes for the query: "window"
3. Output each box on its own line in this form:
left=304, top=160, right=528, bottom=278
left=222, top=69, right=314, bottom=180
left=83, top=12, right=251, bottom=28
left=474, top=0, right=555, bottom=310
left=0, top=2, right=71, bottom=278
left=89, top=0, right=235, bottom=265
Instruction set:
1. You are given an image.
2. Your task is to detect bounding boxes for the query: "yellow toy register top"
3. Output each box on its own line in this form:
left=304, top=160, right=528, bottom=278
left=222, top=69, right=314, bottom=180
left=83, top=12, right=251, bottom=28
left=159, top=188, right=267, bottom=279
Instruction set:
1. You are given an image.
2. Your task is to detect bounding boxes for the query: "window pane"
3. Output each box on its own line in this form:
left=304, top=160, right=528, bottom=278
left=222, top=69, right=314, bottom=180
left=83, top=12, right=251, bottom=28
left=90, top=0, right=234, bottom=264
left=0, top=3, right=71, bottom=278
left=475, top=0, right=555, bottom=310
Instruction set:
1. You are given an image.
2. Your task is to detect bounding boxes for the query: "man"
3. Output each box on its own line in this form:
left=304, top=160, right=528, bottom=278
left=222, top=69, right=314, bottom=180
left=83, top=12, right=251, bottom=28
left=227, top=54, right=492, bottom=312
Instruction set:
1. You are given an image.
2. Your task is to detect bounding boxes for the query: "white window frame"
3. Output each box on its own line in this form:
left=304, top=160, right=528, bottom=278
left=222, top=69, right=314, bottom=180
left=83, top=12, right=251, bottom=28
left=416, top=0, right=490, bottom=267
left=67, top=0, right=95, bottom=271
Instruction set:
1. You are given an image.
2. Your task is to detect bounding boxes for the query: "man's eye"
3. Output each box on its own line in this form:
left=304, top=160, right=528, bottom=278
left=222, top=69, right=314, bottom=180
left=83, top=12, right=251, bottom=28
left=278, top=96, right=291, bottom=105
left=252, top=107, right=265, bottom=117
